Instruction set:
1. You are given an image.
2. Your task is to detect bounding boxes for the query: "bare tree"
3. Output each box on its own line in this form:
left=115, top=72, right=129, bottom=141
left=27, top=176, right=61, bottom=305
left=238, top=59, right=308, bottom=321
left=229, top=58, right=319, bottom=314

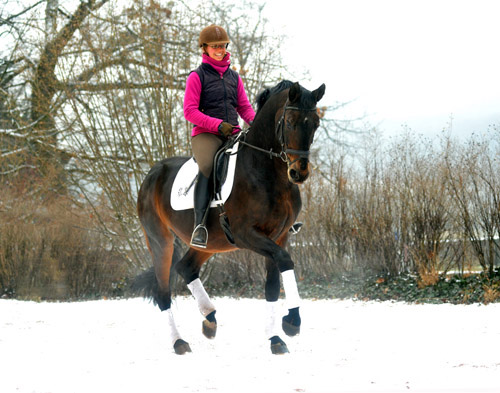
left=57, top=0, right=289, bottom=267
left=1, top=0, right=113, bottom=190
left=0, top=0, right=288, bottom=271
left=445, top=131, right=500, bottom=276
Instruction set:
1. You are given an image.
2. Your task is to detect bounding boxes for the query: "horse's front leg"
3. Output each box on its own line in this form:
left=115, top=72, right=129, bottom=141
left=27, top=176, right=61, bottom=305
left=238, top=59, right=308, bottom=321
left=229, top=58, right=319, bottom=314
left=271, top=234, right=302, bottom=338
left=281, top=269, right=301, bottom=336
left=175, top=248, right=217, bottom=339
left=239, top=231, right=302, bottom=354
left=265, top=258, right=290, bottom=354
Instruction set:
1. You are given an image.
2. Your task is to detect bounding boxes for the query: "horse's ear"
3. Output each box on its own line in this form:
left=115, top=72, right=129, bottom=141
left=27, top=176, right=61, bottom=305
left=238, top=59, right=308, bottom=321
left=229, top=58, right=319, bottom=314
left=289, top=82, right=301, bottom=103
left=313, top=84, right=326, bottom=102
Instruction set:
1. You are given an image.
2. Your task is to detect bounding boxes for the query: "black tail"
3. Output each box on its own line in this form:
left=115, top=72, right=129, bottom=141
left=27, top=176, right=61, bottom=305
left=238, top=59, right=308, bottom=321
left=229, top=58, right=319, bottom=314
left=130, top=236, right=184, bottom=306
left=130, top=267, right=159, bottom=303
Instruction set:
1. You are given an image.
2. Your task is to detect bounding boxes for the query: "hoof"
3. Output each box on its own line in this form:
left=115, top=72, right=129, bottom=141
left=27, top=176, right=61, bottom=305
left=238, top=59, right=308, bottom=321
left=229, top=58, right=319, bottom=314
left=282, top=319, right=300, bottom=336
left=202, top=310, right=217, bottom=339
left=270, top=336, right=289, bottom=355
left=282, top=307, right=301, bottom=337
left=202, top=319, right=217, bottom=339
left=173, top=339, right=192, bottom=355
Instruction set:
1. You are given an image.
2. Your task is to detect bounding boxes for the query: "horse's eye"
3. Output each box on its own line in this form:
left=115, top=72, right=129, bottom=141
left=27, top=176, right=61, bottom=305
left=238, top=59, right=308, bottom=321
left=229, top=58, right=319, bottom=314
left=285, top=119, right=292, bottom=129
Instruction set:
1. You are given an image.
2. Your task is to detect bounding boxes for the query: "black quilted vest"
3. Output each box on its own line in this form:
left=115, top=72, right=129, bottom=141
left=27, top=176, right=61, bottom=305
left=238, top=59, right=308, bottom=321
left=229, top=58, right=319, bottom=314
left=193, top=63, right=239, bottom=125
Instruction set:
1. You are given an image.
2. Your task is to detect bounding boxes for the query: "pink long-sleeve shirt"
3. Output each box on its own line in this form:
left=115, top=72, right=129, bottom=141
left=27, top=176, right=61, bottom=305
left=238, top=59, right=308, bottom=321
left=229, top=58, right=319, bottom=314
left=183, top=53, right=255, bottom=137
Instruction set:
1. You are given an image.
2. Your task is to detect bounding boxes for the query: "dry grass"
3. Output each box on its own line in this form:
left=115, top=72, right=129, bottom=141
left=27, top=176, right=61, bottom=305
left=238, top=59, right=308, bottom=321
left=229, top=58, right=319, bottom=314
left=482, top=283, right=500, bottom=305
left=417, top=266, right=440, bottom=289
left=0, top=189, right=128, bottom=300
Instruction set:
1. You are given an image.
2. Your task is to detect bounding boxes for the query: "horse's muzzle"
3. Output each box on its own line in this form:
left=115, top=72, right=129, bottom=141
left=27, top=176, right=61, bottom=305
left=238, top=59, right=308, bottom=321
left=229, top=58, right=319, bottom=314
left=287, top=159, right=310, bottom=184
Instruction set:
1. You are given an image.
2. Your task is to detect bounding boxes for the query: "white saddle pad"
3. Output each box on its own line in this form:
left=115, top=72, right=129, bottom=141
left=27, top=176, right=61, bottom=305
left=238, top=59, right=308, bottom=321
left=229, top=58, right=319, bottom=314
left=170, top=142, right=239, bottom=211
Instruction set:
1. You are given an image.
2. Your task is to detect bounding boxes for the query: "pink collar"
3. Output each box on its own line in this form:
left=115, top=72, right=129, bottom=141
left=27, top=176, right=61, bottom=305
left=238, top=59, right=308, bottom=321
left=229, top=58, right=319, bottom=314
left=202, top=52, right=231, bottom=76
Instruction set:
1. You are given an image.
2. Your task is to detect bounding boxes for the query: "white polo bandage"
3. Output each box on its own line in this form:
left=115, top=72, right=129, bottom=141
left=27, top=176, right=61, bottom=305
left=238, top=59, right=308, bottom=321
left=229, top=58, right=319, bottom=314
left=165, top=308, right=182, bottom=346
left=187, top=278, right=216, bottom=317
left=281, top=269, right=301, bottom=309
left=265, top=301, right=282, bottom=339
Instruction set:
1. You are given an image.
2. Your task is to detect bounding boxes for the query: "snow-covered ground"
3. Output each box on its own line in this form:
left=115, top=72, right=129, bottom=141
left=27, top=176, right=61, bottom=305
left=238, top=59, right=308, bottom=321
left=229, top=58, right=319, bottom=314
left=1, top=297, right=499, bottom=393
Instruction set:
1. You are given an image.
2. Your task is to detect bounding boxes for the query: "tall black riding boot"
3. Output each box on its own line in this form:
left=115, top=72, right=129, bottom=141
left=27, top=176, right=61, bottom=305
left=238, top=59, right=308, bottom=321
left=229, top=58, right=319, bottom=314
left=190, top=172, right=211, bottom=248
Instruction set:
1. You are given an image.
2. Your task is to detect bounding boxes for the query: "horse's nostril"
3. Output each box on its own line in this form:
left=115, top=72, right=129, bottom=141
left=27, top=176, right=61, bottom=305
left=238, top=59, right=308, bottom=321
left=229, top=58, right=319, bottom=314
left=289, top=169, right=298, bottom=180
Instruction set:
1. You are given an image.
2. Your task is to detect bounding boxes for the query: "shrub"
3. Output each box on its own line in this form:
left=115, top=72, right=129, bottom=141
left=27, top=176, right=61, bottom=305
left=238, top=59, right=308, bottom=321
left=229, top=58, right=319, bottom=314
left=0, top=190, right=129, bottom=300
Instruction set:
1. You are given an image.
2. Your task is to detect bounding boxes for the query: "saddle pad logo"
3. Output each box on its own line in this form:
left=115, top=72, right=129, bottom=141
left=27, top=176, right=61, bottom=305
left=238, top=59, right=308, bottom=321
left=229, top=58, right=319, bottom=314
left=170, top=142, right=239, bottom=211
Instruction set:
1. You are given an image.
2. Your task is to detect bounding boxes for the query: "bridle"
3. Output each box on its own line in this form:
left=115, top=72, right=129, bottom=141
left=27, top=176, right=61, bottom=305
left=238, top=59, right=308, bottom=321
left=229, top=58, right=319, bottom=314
left=239, top=99, right=317, bottom=166
left=275, top=100, right=317, bottom=165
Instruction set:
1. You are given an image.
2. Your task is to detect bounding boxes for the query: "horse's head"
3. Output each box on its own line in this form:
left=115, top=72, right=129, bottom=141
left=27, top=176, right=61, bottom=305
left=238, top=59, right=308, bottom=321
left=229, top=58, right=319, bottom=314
left=279, top=82, right=326, bottom=184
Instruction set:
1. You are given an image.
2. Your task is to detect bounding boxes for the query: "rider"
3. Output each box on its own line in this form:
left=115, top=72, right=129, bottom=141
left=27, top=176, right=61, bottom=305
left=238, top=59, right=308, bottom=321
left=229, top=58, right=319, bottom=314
left=184, top=24, right=255, bottom=248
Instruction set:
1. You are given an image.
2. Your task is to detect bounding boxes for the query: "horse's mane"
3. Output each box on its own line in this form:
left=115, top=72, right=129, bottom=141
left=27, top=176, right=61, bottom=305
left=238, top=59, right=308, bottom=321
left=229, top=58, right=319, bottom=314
left=255, top=80, right=294, bottom=113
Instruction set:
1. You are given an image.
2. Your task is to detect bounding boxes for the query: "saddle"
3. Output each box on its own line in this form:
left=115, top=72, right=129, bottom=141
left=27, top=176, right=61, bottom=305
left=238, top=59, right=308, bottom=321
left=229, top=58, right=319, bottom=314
left=170, top=140, right=239, bottom=211
left=169, top=138, right=239, bottom=244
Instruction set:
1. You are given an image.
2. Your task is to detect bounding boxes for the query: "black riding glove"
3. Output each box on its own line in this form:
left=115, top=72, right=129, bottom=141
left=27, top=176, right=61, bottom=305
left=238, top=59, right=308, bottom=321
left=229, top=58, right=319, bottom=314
left=218, top=122, right=235, bottom=137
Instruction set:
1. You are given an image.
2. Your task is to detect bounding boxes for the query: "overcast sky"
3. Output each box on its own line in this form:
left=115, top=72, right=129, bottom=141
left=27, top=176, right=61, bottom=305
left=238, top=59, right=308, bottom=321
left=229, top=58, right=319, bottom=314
left=262, top=0, right=500, bottom=138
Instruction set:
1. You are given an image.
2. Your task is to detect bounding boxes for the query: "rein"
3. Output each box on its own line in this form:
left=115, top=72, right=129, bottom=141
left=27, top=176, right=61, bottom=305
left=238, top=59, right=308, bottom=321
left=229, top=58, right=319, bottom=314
left=238, top=100, right=317, bottom=165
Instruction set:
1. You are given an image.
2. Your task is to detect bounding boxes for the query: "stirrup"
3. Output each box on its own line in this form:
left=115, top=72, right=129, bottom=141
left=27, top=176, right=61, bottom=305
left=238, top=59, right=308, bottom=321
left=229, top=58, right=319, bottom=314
left=289, top=222, right=303, bottom=235
left=190, top=224, right=208, bottom=248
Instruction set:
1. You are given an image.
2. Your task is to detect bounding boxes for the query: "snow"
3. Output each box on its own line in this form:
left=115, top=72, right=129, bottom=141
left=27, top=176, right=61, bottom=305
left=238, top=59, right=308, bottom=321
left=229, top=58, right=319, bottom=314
left=1, top=297, right=500, bottom=393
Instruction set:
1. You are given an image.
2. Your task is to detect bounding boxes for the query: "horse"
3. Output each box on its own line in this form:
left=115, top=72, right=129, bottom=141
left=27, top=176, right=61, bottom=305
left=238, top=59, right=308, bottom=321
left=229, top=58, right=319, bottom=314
left=135, top=80, right=326, bottom=355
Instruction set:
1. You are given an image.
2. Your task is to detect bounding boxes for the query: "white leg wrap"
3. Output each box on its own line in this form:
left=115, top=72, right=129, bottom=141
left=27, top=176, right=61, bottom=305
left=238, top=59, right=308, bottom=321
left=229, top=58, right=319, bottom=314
left=265, top=301, right=282, bottom=339
left=165, top=309, right=182, bottom=346
left=282, top=269, right=301, bottom=309
left=187, top=278, right=216, bottom=317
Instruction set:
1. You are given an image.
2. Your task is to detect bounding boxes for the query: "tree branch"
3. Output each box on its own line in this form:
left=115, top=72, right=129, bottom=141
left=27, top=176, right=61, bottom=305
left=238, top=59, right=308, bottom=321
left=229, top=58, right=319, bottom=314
left=65, top=80, right=184, bottom=91
left=0, top=0, right=45, bottom=26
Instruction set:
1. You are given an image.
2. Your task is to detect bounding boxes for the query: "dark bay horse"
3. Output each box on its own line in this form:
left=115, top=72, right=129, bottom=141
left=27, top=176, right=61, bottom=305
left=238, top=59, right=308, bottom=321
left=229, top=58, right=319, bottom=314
left=135, top=80, right=325, bottom=355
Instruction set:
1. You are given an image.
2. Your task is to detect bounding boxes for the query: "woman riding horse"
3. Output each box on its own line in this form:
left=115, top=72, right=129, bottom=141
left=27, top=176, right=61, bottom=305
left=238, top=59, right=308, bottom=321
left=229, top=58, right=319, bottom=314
left=184, top=24, right=255, bottom=248
left=136, top=48, right=325, bottom=353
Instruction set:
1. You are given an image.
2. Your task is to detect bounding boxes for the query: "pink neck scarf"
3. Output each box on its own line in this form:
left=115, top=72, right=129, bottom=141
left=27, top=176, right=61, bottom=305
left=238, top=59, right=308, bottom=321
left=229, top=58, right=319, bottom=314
left=202, top=52, right=231, bottom=76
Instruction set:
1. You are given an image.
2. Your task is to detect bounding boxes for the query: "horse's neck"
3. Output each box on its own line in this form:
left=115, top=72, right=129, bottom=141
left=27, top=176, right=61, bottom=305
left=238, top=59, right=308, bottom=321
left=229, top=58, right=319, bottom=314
left=245, top=125, right=279, bottom=152
left=239, top=94, right=291, bottom=180
left=240, top=119, right=289, bottom=182
left=246, top=104, right=282, bottom=153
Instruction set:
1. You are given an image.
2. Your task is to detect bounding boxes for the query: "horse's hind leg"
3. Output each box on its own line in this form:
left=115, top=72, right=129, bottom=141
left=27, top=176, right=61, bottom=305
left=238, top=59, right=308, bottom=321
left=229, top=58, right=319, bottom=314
left=175, top=249, right=217, bottom=339
left=143, top=225, right=191, bottom=355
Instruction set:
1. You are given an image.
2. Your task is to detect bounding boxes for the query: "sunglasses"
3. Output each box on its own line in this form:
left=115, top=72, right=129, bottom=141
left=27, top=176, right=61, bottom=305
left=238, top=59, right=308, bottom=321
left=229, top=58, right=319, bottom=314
left=206, top=44, right=228, bottom=49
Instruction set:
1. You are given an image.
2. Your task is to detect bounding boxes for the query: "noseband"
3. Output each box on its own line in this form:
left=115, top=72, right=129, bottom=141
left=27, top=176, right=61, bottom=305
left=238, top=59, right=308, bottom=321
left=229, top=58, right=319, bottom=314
left=239, top=100, right=317, bottom=167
